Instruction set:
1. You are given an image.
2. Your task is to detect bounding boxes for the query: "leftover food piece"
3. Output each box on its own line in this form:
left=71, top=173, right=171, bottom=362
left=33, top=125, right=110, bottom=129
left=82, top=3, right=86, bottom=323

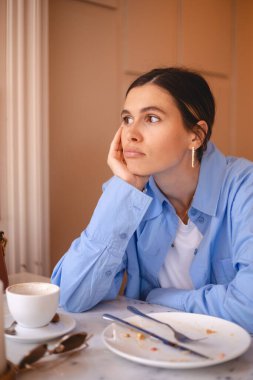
left=206, top=329, right=217, bottom=335
left=136, top=332, right=145, bottom=340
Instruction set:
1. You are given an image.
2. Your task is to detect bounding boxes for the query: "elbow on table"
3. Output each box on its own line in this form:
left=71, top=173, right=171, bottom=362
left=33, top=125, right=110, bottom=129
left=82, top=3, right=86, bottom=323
left=59, top=287, right=119, bottom=313
left=60, top=296, right=98, bottom=313
left=51, top=271, right=98, bottom=311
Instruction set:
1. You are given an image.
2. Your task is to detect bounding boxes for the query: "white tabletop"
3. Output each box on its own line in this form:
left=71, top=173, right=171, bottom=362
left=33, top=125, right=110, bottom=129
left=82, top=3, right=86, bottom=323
left=4, top=273, right=253, bottom=380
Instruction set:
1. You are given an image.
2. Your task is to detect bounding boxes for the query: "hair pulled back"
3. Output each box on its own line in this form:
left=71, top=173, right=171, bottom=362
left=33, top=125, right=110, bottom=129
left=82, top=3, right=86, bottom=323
left=126, top=67, right=215, bottom=161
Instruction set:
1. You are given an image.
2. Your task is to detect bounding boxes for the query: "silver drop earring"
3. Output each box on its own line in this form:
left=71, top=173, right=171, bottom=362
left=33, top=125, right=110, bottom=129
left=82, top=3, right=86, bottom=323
left=192, top=147, right=195, bottom=168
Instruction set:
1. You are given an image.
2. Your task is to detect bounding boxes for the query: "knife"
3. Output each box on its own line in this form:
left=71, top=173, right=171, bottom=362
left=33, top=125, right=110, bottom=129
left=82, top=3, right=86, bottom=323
left=103, top=313, right=212, bottom=360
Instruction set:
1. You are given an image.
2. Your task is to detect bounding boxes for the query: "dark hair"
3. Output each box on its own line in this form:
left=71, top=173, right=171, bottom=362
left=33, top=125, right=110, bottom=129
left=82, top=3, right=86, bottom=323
left=126, top=67, right=215, bottom=161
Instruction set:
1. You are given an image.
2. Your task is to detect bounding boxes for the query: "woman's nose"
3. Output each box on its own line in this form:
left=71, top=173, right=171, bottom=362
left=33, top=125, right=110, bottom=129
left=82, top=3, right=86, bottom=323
left=126, top=123, right=142, bottom=142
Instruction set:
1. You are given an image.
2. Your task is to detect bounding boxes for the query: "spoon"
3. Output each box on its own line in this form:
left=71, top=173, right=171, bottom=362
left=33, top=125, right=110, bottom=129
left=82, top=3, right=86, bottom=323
left=4, top=320, right=17, bottom=335
left=5, top=313, right=60, bottom=336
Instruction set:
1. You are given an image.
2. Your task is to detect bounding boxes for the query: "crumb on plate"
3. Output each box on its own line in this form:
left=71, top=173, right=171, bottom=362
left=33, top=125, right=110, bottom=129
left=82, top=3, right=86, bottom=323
left=136, top=332, right=145, bottom=340
left=206, top=329, right=217, bottom=335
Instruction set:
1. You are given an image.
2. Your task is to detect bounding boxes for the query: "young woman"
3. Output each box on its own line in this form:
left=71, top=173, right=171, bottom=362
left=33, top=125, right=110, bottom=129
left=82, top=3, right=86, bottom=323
left=51, top=67, right=253, bottom=332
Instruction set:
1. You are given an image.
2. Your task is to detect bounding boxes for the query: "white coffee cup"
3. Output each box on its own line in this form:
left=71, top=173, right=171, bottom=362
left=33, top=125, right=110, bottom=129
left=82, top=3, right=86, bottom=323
left=6, top=282, right=60, bottom=328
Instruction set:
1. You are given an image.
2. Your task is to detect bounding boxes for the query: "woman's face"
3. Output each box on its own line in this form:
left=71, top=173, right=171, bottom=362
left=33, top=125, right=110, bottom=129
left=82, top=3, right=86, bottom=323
left=121, top=83, right=196, bottom=177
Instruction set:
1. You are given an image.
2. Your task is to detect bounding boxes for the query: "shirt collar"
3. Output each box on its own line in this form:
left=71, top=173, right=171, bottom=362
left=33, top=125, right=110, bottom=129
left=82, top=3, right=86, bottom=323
left=143, top=142, right=226, bottom=221
left=142, top=177, right=167, bottom=221
left=191, top=141, right=227, bottom=216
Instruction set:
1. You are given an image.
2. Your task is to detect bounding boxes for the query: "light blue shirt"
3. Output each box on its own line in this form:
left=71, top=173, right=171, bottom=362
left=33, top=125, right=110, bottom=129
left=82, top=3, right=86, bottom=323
left=51, top=142, right=253, bottom=332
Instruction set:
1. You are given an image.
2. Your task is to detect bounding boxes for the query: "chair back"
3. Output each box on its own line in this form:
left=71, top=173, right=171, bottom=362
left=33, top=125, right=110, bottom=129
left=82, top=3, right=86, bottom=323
left=0, top=231, right=9, bottom=290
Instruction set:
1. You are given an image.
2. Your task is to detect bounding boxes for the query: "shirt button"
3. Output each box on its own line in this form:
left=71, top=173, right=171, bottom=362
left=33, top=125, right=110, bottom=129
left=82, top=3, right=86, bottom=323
left=190, top=209, right=197, bottom=216
left=119, top=233, right=127, bottom=239
left=197, top=216, right=205, bottom=223
left=105, top=270, right=112, bottom=277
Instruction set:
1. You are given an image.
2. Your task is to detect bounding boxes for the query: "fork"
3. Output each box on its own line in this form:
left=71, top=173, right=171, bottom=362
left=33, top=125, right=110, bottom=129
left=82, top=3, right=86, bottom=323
left=127, top=306, right=205, bottom=344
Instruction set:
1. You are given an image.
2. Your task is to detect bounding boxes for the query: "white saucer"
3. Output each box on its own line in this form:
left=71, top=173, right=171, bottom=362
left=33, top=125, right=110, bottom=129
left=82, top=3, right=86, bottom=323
left=5, top=313, right=76, bottom=343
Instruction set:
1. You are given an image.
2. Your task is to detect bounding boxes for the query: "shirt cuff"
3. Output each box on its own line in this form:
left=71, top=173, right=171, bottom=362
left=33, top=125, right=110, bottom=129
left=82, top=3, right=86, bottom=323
left=86, top=176, right=152, bottom=247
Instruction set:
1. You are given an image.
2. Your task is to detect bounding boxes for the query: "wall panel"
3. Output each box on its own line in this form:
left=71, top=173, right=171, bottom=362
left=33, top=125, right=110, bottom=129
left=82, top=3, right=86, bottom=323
left=206, top=76, right=231, bottom=154
left=235, top=0, right=253, bottom=159
left=84, top=0, right=118, bottom=8
left=181, top=0, right=233, bottom=75
left=49, top=0, right=119, bottom=268
left=123, top=0, right=179, bottom=73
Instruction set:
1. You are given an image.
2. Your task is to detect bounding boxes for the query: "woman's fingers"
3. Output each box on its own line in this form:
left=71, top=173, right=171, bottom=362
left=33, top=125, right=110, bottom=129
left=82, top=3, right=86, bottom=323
left=107, top=127, right=126, bottom=174
left=108, top=127, right=123, bottom=158
left=107, top=127, right=149, bottom=191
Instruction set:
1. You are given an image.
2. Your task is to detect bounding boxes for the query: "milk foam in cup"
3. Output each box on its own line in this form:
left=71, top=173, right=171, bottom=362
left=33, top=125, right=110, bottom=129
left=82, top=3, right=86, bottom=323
left=6, top=282, right=60, bottom=328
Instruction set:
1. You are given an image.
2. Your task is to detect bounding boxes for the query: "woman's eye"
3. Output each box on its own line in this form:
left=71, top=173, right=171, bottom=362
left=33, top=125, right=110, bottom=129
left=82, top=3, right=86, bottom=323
left=122, top=116, right=134, bottom=125
left=147, top=115, right=160, bottom=123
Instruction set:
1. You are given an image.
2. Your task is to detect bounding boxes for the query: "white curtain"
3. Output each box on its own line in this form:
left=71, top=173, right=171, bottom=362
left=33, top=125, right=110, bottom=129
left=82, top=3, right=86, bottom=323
left=5, top=0, right=49, bottom=275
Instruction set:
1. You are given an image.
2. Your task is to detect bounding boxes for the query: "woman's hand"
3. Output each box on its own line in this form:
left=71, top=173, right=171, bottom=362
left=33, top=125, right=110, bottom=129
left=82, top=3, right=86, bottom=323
left=107, top=127, right=149, bottom=191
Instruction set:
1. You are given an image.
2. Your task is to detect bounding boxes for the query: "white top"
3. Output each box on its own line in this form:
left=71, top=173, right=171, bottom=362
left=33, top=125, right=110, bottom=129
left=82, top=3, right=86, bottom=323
left=158, top=218, right=203, bottom=289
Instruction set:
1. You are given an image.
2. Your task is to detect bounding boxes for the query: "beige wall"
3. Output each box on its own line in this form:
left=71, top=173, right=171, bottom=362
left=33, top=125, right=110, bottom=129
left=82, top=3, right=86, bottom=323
left=121, top=0, right=233, bottom=154
left=235, top=0, right=253, bottom=158
left=49, top=0, right=120, bottom=267
left=49, top=0, right=253, bottom=270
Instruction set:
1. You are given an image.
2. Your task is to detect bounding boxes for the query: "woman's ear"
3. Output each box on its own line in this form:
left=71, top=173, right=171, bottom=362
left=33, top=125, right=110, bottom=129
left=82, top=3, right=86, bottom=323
left=191, top=120, right=208, bottom=149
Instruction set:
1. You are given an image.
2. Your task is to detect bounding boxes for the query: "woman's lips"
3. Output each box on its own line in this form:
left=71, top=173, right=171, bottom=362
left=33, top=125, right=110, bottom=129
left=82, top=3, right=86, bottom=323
left=123, top=149, right=145, bottom=158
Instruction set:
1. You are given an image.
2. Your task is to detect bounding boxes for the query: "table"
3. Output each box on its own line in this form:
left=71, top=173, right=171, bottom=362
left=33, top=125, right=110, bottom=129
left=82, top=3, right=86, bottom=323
left=4, top=273, right=253, bottom=380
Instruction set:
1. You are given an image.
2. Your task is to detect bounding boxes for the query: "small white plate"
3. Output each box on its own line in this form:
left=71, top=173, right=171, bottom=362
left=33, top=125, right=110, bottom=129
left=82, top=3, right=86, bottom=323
left=5, top=313, right=76, bottom=343
left=102, top=312, right=251, bottom=369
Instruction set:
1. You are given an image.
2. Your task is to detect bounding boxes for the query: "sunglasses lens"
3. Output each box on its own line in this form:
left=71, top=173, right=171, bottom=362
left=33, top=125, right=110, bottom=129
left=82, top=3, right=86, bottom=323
left=18, top=344, right=48, bottom=369
left=53, top=332, right=88, bottom=354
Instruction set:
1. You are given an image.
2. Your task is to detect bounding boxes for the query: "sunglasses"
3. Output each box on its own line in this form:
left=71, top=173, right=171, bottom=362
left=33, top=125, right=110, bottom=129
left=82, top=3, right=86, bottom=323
left=17, top=332, right=90, bottom=371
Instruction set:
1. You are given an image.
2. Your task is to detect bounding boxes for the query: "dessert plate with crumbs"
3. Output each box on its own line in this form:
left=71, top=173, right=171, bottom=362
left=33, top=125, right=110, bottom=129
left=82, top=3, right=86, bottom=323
left=102, top=312, right=251, bottom=369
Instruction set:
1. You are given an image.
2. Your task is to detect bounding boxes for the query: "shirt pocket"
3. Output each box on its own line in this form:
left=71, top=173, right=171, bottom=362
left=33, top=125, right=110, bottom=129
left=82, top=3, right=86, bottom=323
left=213, top=258, right=236, bottom=284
